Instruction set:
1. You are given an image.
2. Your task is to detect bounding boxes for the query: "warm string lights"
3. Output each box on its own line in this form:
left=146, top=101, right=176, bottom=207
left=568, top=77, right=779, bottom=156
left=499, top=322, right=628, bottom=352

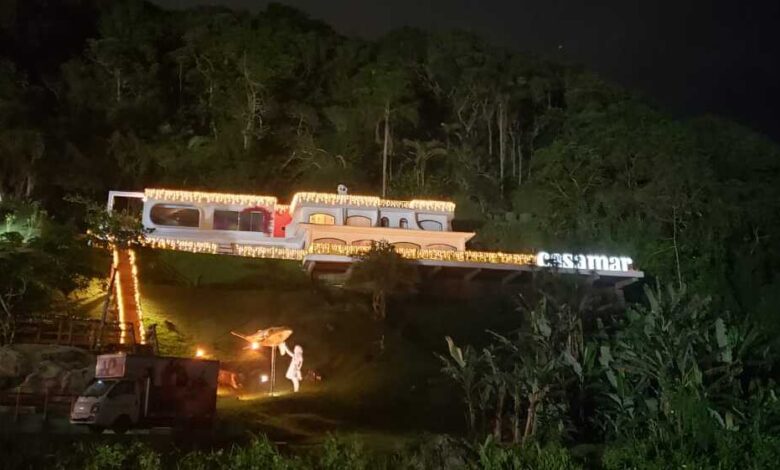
left=145, top=188, right=277, bottom=207
left=112, top=249, right=126, bottom=344
left=143, top=188, right=455, bottom=215
left=144, top=237, right=219, bottom=254
left=235, top=245, right=306, bottom=260
left=128, top=249, right=146, bottom=344
left=304, top=243, right=536, bottom=266
left=289, top=192, right=456, bottom=213
left=143, top=235, right=536, bottom=266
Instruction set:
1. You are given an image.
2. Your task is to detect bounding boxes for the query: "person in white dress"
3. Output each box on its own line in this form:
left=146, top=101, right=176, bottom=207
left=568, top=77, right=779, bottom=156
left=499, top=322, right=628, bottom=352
left=279, top=342, right=303, bottom=392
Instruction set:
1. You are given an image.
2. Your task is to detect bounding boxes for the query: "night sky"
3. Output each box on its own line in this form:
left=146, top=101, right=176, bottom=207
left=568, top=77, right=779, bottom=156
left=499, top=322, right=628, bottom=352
left=152, top=0, right=780, bottom=141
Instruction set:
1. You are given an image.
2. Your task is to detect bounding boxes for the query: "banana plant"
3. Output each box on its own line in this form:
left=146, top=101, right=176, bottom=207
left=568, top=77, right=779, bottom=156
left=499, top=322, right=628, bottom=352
left=438, top=336, right=482, bottom=435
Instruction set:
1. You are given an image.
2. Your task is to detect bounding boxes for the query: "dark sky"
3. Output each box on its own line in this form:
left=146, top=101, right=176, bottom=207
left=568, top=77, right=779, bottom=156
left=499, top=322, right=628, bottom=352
left=152, top=0, right=780, bottom=140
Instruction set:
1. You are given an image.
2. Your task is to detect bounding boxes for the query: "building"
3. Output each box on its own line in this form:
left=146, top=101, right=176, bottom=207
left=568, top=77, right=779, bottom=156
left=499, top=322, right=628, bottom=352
left=107, top=188, right=643, bottom=288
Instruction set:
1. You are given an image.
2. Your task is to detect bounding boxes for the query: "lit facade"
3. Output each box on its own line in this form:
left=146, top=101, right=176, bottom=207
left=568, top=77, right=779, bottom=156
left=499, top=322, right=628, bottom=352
left=109, top=188, right=474, bottom=253
left=107, top=188, right=644, bottom=282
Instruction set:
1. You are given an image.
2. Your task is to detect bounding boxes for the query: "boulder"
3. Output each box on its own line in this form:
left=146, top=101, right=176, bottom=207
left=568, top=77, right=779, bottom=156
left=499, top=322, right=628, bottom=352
left=0, top=344, right=95, bottom=394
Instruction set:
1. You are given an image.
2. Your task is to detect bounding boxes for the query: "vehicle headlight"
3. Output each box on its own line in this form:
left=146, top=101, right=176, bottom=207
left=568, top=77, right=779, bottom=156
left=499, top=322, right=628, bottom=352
left=90, top=404, right=100, bottom=414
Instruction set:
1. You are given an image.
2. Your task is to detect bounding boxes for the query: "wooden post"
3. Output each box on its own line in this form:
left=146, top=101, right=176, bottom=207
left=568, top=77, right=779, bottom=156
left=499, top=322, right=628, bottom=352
left=56, top=318, right=63, bottom=344
left=67, top=320, right=74, bottom=345
left=42, top=388, right=49, bottom=423
left=269, top=346, right=278, bottom=397
left=14, top=386, right=21, bottom=423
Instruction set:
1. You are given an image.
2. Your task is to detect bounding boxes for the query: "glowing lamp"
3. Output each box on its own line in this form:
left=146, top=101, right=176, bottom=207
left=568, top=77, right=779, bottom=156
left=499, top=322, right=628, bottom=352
left=260, top=374, right=269, bottom=383
left=251, top=342, right=260, bottom=350
left=195, top=348, right=206, bottom=358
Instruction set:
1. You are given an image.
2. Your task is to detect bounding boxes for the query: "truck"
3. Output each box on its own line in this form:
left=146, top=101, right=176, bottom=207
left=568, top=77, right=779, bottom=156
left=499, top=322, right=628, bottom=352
left=70, top=353, right=219, bottom=434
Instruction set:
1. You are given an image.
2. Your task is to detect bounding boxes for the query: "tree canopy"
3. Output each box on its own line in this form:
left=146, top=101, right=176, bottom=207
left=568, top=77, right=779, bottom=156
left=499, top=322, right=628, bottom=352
left=0, top=0, right=779, bottom=323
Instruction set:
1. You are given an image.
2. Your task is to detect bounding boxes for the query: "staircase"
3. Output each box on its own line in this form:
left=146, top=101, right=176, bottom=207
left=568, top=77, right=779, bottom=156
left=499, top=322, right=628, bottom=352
left=113, top=248, right=145, bottom=344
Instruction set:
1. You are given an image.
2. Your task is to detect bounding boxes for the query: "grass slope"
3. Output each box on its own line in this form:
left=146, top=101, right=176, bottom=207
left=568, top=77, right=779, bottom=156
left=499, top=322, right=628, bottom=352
left=88, top=248, right=522, bottom=442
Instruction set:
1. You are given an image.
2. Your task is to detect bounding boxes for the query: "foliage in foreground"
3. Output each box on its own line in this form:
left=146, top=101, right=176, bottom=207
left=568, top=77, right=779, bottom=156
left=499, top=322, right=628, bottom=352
left=439, top=282, right=780, bottom=460
left=6, top=430, right=780, bottom=469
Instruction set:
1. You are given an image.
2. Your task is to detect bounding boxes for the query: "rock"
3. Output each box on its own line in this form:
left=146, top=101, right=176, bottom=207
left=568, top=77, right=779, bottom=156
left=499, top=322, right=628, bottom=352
left=0, top=348, right=28, bottom=379
left=0, top=344, right=95, bottom=394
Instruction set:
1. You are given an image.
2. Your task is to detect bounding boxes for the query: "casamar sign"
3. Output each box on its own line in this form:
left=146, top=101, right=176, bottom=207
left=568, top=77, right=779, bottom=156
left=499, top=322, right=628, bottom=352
left=536, top=251, right=634, bottom=273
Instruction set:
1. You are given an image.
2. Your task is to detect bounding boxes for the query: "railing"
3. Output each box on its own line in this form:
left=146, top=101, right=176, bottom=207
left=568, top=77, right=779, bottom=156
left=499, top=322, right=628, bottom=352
left=12, top=316, right=136, bottom=350
left=0, top=388, right=78, bottom=422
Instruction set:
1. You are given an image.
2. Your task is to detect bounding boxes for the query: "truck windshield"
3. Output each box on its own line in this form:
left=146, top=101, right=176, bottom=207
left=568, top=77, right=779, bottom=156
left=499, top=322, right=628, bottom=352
left=82, top=379, right=116, bottom=397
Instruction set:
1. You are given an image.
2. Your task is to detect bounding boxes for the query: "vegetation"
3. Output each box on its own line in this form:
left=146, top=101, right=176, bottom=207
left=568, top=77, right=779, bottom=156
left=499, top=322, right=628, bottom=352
left=1, top=0, right=780, bottom=467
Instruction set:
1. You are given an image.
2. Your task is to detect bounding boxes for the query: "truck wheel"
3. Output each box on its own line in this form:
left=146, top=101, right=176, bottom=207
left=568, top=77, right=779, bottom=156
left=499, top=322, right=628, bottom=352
left=88, top=426, right=105, bottom=434
left=112, top=415, right=132, bottom=435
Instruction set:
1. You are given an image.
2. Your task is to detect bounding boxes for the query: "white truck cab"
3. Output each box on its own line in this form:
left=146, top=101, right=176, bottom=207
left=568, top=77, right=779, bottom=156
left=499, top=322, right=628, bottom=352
left=71, top=353, right=218, bottom=434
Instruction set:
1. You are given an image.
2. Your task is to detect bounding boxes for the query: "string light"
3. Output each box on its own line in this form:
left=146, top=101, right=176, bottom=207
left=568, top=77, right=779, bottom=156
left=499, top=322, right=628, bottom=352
left=235, top=245, right=306, bottom=260
left=143, top=188, right=455, bottom=213
left=289, top=192, right=455, bottom=213
left=145, top=188, right=277, bottom=207
left=148, top=237, right=536, bottom=267
left=129, top=249, right=146, bottom=344
left=112, top=249, right=126, bottom=344
left=144, top=237, right=219, bottom=254
left=304, top=243, right=536, bottom=266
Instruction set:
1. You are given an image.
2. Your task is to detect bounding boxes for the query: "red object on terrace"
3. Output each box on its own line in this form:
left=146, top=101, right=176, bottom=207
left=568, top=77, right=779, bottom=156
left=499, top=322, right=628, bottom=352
left=273, top=208, right=292, bottom=237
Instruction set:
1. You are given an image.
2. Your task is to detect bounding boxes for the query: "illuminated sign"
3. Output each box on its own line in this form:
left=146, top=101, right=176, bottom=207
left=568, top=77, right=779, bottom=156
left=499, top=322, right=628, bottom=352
left=536, top=251, right=633, bottom=272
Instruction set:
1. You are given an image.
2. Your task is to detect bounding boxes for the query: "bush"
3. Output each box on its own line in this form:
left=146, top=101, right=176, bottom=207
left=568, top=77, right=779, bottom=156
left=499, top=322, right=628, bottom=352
left=474, top=436, right=581, bottom=470
left=601, top=431, right=780, bottom=470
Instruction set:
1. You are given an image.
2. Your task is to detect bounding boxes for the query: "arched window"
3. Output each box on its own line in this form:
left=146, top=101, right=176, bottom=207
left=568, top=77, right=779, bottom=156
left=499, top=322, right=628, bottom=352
left=352, top=239, right=374, bottom=246
left=150, top=204, right=200, bottom=228
left=308, top=213, right=335, bottom=225
left=399, top=218, right=409, bottom=229
left=379, top=217, right=390, bottom=227
left=346, top=215, right=371, bottom=227
left=392, top=242, right=420, bottom=250
left=313, top=237, right=346, bottom=245
left=418, top=219, right=443, bottom=231
left=426, top=244, right=457, bottom=251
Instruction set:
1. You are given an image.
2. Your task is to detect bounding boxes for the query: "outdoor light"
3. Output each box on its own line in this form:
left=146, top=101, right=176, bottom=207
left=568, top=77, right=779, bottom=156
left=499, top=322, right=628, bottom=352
left=195, top=348, right=206, bottom=358
left=260, top=374, right=269, bottom=383
left=145, top=188, right=277, bottom=207
left=251, top=342, right=260, bottom=350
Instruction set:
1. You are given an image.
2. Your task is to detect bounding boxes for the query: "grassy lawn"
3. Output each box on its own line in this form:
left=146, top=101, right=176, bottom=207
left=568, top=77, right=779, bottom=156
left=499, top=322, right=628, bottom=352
left=70, top=248, right=522, bottom=444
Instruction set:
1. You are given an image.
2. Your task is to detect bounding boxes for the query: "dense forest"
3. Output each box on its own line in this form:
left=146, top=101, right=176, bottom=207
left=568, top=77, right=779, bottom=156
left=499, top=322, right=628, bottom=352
left=3, top=0, right=779, bottom=315
left=2, top=1, right=780, bottom=467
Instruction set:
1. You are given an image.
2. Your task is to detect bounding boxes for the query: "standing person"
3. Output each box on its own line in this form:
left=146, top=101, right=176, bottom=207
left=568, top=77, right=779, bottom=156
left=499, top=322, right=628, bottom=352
left=279, top=342, right=304, bottom=392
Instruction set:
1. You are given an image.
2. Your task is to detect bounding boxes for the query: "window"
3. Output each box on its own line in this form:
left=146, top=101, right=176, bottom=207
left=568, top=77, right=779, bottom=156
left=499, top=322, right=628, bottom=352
left=393, top=242, right=420, bottom=250
left=83, top=380, right=115, bottom=398
left=399, top=218, right=409, bottom=229
left=309, top=213, right=335, bottom=225
left=239, top=211, right=265, bottom=232
left=108, top=381, right=135, bottom=398
left=150, top=204, right=200, bottom=228
left=379, top=217, right=389, bottom=227
left=313, top=237, right=346, bottom=245
left=426, top=244, right=457, bottom=251
left=213, top=210, right=239, bottom=230
left=418, top=219, right=443, bottom=231
left=346, top=215, right=371, bottom=227
left=352, top=239, right=373, bottom=246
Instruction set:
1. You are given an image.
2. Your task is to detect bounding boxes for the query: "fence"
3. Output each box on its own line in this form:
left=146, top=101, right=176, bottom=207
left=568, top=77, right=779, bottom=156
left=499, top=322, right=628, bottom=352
left=0, top=388, right=78, bottom=422
left=12, top=316, right=135, bottom=350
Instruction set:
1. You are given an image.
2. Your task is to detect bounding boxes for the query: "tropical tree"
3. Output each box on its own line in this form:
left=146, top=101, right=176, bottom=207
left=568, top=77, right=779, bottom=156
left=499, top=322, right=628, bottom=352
left=347, top=241, right=418, bottom=321
left=438, top=336, right=482, bottom=435
left=402, top=138, right=447, bottom=191
left=595, top=283, right=778, bottom=442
